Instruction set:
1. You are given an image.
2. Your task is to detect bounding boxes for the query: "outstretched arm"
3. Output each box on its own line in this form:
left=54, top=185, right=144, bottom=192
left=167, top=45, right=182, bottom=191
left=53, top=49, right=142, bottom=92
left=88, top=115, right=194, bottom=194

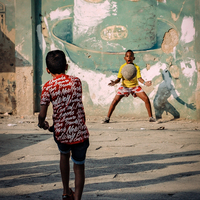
left=175, top=97, right=196, bottom=110
left=169, top=87, right=196, bottom=110
left=108, top=78, right=121, bottom=86
left=138, top=78, right=152, bottom=87
left=38, top=105, right=49, bottom=130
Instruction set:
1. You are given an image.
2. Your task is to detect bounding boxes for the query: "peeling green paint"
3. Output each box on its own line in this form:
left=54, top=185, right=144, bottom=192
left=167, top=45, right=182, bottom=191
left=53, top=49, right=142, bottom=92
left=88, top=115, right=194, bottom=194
left=0, top=0, right=199, bottom=119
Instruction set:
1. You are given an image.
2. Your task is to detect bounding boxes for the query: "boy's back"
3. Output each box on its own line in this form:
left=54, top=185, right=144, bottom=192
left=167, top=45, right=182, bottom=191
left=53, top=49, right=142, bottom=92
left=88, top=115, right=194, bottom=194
left=38, top=50, right=89, bottom=200
left=41, top=74, right=89, bottom=144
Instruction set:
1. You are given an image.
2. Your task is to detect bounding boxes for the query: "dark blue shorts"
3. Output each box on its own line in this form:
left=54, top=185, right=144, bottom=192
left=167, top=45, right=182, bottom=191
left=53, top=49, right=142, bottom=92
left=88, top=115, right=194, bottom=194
left=54, top=133, right=89, bottom=164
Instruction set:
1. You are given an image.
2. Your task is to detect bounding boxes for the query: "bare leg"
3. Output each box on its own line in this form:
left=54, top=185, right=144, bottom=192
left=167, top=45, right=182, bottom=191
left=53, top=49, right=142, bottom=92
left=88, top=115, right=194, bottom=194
left=74, top=163, right=85, bottom=200
left=107, top=95, right=124, bottom=118
left=60, top=152, right=71, bottom=195
left=136, top=92, right=153, bottom=117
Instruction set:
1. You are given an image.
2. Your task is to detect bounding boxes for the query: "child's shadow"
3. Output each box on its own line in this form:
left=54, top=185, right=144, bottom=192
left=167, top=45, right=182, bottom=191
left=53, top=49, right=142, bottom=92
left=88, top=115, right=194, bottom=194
left=153, top=69, right=196, bottom=120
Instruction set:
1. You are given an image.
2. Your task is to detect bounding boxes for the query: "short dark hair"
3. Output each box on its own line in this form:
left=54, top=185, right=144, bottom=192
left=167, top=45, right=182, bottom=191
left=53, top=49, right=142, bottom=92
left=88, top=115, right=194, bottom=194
left=126, top=49, right=134, bottom=55
left=46, top=50, right=66, bottom=74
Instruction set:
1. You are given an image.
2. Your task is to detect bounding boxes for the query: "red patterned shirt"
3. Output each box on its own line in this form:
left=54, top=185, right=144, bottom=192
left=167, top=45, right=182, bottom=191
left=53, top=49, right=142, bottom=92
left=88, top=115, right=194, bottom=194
left=40, top=74, right=89, bottom=144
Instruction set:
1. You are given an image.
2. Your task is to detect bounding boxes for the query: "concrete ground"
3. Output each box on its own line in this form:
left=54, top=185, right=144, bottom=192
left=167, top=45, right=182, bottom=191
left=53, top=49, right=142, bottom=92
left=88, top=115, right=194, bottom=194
left=0, top=114, right=200, bottom=200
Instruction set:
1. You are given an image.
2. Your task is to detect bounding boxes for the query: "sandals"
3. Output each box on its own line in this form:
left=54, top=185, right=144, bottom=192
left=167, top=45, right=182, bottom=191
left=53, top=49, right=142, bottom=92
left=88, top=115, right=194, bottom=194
left=62, top=188, right=75, bottom=200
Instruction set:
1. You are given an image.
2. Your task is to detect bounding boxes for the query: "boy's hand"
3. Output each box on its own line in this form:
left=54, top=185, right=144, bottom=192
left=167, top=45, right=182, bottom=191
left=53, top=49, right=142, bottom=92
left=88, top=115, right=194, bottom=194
left=43, top=121, right=49, bottom=130
left=108, top=78, right=120, bottom=86
left=38, top=121, right=49, bottom=130
left=38, top=105, right=49, bottom=130
left=145, top=81, right=152, bottom=87
left=48, top=125, right=54, bottom=132
left=108, top=80, right=116, bottom=86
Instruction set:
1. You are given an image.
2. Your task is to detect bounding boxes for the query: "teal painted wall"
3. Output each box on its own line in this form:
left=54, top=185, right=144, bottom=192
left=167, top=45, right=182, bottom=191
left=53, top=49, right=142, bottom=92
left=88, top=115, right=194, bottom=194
left=0, top=0, right=199, bottom=119
left=15, top=0, right=34, bottom=67
left=36, top=0, right=198, bottom=119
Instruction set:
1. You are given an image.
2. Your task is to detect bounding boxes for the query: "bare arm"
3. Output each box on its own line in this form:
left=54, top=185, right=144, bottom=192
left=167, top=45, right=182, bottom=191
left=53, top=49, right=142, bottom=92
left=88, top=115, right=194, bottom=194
left=175, top=97, right=196, bottom=110
left=38, top=105, right=49, bottom=130
left=108, top=78, right=121, bottom=86
left=138, top=77, right=152, bottom=87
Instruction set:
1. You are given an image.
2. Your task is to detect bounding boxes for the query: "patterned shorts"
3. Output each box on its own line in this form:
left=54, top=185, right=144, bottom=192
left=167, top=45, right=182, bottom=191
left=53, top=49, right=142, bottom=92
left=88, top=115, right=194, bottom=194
left=117, top=85, right=143, bottom=97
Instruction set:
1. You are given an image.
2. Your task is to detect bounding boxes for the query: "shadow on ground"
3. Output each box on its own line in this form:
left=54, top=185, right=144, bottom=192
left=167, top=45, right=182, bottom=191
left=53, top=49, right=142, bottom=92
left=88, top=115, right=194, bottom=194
left=0, top=150, right=200, bottom=199
left=0, top=133, right=52, bottom=157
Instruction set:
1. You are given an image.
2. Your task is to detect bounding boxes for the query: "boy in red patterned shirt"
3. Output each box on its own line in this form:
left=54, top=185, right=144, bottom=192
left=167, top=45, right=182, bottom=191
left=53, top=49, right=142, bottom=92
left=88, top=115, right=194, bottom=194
left=38, top=50, right=89, bottom=200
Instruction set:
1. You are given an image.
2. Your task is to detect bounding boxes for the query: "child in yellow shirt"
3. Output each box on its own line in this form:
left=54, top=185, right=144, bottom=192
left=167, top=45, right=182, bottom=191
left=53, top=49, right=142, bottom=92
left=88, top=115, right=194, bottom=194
left=103, top=49, right=156, bottom=123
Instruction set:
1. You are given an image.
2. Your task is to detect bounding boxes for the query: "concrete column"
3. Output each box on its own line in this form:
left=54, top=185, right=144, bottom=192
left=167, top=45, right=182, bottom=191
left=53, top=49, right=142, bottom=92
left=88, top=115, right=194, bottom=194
left=15, top=0, right=35, bottom=116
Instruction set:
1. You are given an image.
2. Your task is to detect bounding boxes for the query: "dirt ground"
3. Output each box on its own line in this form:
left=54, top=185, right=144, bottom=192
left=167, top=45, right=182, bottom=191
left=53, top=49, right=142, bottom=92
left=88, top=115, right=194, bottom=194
left=0, top=114, right=200, bottom=200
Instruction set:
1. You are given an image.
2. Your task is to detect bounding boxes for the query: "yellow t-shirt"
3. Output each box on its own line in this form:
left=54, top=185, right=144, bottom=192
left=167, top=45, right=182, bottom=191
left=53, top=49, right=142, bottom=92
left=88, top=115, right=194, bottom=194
left=117, top=63, right=141, bottom=88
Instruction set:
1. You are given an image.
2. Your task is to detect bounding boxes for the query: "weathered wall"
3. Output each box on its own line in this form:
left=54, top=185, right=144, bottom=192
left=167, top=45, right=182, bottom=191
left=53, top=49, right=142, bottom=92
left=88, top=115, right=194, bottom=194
left=0, top=0, right=200, bottom=120
left=38, top=0, right=199, bottom=119
left=0, top=0, right=34, bottom=115
left=15, top=0, right=35, bottom=116
left=195, top=0, right=200, bottom=119
left=0, top=1, right=16, bottom=114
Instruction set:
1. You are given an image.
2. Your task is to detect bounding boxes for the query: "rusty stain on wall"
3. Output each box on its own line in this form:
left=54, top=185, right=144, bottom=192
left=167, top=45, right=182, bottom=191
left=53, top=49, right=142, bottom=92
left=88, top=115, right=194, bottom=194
left=0, top=73, right=16, bottom=114
left=41, top=21, right=49, bottom=38
left=169, top=64, right=182, bottom=88
left=161, top=28, right=179, bottom=54
left=143, top=54, right=159, bottom=62
left=169, top=64, right=180, bottom=79
left=171, top=1, right=185, bottom=22
left=166, top=56, right=173, bottom=65
left=146, top=64, right=151, bottom=70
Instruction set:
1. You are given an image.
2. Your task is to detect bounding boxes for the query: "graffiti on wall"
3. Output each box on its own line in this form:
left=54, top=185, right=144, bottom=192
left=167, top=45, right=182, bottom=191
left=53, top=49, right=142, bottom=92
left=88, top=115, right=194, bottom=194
left=153, top=69, right=196, bottom=119
left=38, top=0, right=197, bottom=118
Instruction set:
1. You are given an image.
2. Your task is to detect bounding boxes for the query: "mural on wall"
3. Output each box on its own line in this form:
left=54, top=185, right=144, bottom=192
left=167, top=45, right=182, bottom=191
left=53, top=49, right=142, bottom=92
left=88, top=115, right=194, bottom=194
left=38, top=0, right=197, bottom=118
left=50, top=0, right=177, bottom=72
left=153, top=69, right=196, bottom=119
